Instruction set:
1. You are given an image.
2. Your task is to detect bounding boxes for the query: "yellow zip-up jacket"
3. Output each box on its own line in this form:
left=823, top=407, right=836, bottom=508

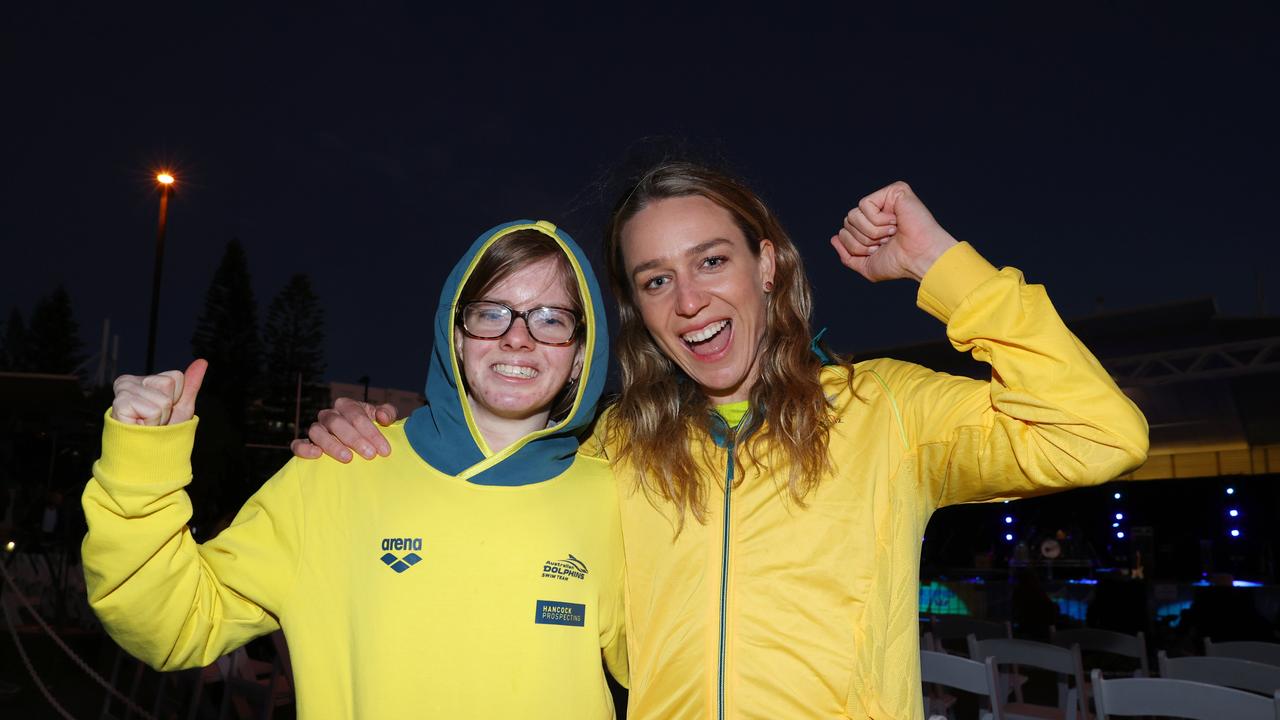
left=598, top=242, right=1149, bottom=719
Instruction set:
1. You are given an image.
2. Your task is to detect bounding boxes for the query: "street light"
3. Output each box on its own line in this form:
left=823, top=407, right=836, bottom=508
left=145, top=172, right=175, bottom=374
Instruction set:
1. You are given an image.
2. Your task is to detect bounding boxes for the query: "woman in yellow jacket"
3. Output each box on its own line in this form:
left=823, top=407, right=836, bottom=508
left=301, top=163, right=1149, bottom=719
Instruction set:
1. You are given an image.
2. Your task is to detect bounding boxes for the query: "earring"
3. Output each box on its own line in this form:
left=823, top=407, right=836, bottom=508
left=763, top=280, right=774, bottom=293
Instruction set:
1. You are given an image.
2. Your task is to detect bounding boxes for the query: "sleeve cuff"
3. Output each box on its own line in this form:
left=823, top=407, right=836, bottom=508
left=95, top=409, right=200, bottom=488
left=916, top=241, right=1000, bottom=323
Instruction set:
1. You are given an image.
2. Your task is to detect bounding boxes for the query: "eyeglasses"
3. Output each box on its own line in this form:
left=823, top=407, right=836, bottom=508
left=457, top=301, right=581, bottom=346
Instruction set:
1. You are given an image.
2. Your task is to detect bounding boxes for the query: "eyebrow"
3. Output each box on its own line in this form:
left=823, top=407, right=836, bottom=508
left=476, top=298, right=576, bottom=313
left=630, top=238, right=733, bottom=280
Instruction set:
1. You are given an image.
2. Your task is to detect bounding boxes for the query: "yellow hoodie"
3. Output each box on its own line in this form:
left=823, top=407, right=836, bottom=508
left=81, top=221, right=627, bottom=719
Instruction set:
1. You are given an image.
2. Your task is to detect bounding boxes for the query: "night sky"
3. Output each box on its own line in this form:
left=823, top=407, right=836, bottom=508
left=4, top=4, right=1278, bottom=393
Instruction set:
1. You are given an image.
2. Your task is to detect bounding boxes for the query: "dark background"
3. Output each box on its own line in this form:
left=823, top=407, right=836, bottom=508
left=3, top=4, right=1278, bottom=392
left=2, top=8, right=1279, bottom=716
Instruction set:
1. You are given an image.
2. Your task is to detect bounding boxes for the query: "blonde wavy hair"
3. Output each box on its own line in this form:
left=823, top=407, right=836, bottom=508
left=603, top=161, right=847, bottom=527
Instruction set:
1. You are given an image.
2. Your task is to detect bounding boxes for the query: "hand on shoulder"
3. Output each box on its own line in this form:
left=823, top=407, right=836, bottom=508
left=290, top=397, right=397, bottom=462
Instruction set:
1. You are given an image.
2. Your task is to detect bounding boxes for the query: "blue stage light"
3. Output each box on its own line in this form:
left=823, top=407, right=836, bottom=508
left=1116, top=531, right=1125, bottom=539
left=1114, top=512, right=1124, bottom=520
left=1004, top=516, right=1013, bottom=524
left=1228, top=509, right=1239, bottom=518
left=1112, top=522, right=1120, bottom=528
left=1230, top=529, right=1241, bottom=538
left=1226, top=487, right=1235, bottom=495
left=1113, top=492, right=1121, bottom=500
left=1004, top=533, right=1014, bottom=542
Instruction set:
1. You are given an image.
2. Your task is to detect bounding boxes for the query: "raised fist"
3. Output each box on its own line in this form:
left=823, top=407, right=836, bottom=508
left=830, top=181, right=959, bottom=283
left=111, top=359, right=207, bottom=426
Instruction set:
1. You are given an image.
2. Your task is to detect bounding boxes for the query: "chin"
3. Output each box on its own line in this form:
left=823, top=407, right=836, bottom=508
left=684, top=366, right=750, bottom=400
left=479, top=391, right=549, bottom=418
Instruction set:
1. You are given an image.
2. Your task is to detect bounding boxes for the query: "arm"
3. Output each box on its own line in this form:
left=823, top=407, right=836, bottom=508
left=833, top=184, right=1149, bottom=510
left=82, top=361, right=304, bottom=670
left=594, top=443, right=627, bottom=687
left=601, top=551, right=629, bottom=688
left=289, top=397, right=398, bottom=462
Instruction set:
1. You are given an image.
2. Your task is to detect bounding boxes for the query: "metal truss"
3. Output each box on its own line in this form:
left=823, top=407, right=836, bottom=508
left=1104, top=336, right=1280, bottom=386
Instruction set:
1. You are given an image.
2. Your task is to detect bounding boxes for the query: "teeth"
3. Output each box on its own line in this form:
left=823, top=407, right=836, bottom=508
left=492, top=364, right=538, bottom=378
left=682, top=320, right=729, bottom=344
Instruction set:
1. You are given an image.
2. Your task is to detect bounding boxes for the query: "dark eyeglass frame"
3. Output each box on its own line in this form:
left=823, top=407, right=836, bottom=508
left=456, top=300, right=582, bottom=347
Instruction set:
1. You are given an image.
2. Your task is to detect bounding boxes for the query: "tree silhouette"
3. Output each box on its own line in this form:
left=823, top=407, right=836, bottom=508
left=191, top=239, right=261, bottom=431
left=26, top=286, right=84, bottom=374
left=1, top=307, right=29, bottom=371
left=263, top=273, right=327, bottom=439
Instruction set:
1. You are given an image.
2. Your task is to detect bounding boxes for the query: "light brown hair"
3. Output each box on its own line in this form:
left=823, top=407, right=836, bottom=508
left=458, top=228, right=583, bottom=421
left=603, top=162, right=845, bottom=527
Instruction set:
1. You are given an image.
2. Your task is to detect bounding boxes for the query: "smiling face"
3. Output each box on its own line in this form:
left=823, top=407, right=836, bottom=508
left=620, top=195, right=775, bottom=404
left=454, top=255, right=584, bottom=428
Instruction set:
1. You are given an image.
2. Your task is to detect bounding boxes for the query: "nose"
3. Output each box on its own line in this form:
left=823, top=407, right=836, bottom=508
left=500, top=315, right=536, bottom=350
left=674, top=280, right=709, bottom=318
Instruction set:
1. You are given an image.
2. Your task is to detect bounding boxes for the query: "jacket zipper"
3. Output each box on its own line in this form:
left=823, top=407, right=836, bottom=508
left=715, top=412, right=745, bottom=720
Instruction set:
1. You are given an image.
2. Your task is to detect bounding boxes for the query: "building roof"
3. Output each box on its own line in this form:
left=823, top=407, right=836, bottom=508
left=849, top=298, right=1280, bottom=473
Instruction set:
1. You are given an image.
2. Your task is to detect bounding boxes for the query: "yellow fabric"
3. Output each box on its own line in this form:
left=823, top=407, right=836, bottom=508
left=712, top=400, right=750, bottom=429
left=595, top=242, right=1149, bottom=719
left=82, top=419, right=627, bottom=719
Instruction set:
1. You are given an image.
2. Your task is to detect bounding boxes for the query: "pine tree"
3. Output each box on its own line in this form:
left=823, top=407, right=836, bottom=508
left=191, top=239, right=262, bottom=430
left=263, top=273, right=327, bottom=439
left=1, top=307, right=28, bottom=371
left=26, top=286, right=84, bottom=374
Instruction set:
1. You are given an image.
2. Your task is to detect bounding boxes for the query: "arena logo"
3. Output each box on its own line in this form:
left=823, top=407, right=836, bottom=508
left=541, top=554, right=588, bottom=581
left=380, top=537, right=423, bottom=574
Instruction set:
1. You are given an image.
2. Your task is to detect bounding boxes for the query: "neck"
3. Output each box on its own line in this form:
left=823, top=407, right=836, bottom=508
left=704, top=385, right=752, bottom=404
left=701, top=360, right=761, bottom=405
left=467, top=397, right=551, bottom=454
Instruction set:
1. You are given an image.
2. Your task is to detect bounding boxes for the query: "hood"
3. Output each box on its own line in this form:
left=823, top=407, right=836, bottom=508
left=404, top=220, right=609, bottom=485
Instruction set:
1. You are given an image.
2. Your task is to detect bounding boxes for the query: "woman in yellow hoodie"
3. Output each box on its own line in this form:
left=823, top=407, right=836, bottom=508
left=83, top=223, right=627, bottom=719
left=301, top=162, right=1149, bottom=719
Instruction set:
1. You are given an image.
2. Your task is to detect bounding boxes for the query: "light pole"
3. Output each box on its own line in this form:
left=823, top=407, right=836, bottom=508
left=145, top=172, right=175, bottom=374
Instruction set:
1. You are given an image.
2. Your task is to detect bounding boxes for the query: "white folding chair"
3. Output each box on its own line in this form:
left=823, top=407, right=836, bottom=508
left=921, top=649, right=1004, bottom=720
left=969, top=636, right=1084, bottom=720
left=1159, top=650, right=1280, bottom=696
left=1205, top=638, right=1280, bottom=667
left=1091, top=668, right=1280, bottom=719
left=1050, top=627, right=1149, bottom=677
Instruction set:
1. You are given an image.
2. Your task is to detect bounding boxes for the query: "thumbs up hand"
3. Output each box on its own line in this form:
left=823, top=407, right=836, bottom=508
left=111, top=359, right=208, bottom=426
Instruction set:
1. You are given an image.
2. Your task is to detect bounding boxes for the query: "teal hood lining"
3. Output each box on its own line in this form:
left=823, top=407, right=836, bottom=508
left=403, top=220, right=609, bottom=486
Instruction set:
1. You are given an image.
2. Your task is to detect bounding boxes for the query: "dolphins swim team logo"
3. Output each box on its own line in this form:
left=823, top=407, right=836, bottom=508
left=541, top=554, right=588, bottom=581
